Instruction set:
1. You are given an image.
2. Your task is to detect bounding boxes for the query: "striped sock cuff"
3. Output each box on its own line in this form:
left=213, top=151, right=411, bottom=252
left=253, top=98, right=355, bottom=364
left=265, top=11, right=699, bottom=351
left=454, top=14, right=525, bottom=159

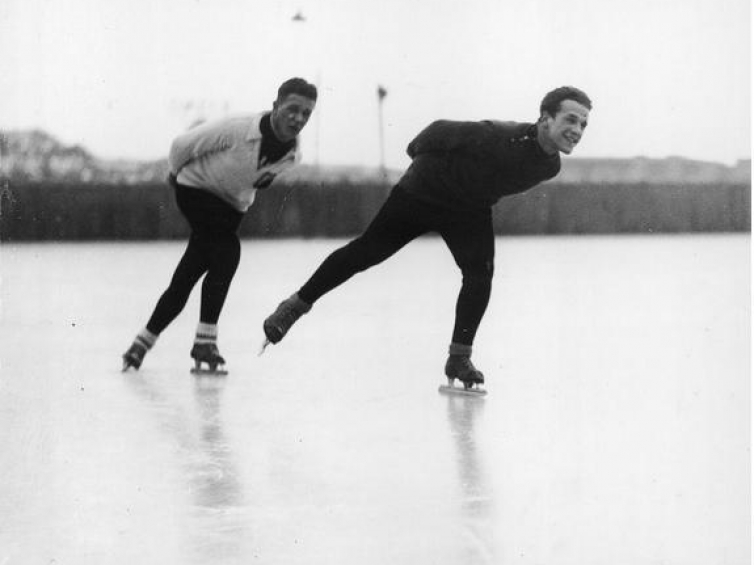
left=136, top=329, right=158, bottom=350
left=448, top=342, right=473, bottom=357
left=195, top=322, right=218, bottom=344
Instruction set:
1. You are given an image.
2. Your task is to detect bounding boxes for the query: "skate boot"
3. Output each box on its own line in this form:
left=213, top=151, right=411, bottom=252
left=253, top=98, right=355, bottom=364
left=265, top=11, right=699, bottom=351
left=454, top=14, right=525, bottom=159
left=190, top=342, right=228, bottom=375
left=442, top=354, right=486, bottom=395
left=263, top=293, right=312, bottom=345
left=122, top=341, right=148, bottom=371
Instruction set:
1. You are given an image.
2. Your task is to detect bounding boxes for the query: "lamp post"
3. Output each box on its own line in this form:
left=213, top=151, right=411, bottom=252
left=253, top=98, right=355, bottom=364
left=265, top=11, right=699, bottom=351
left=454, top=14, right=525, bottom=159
left=377, top=84, right=388, bottom=182
left=292, top=10, right=321, bottom=166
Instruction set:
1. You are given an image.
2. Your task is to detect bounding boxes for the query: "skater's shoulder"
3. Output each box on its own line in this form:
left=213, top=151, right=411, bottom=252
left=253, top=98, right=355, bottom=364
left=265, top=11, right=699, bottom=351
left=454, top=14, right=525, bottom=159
left=482, top=119, right=534, bottom=137
left=223, top=112, right=267, bottom=140
left=194, top=113, right=267, bottom=139
left=181, top=113, right=265, bottom=142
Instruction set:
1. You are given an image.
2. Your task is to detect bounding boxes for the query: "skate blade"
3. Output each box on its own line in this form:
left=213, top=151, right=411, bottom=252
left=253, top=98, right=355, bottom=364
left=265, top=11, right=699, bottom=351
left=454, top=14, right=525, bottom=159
left=438, top=381, right=487, bottom=397
left=191, top=360, right=228, bottom=376
left=121, top=359, right=137, bottom=372
left=258, top=337, right=271, bottom=357
left=190, top=367, right=228, bottom=377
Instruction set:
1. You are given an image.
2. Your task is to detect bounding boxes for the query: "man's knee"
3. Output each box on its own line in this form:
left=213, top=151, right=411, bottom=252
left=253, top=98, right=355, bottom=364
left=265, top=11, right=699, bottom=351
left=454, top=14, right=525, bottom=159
left=226, top=234, right=241, bottom=259
left=223, top=236, right=242, bottom=270
left=462, top=258, right=494, bottom=282
left=205, top=233, right=240, bottom=277
left=341, top=235, right=392, bottom=272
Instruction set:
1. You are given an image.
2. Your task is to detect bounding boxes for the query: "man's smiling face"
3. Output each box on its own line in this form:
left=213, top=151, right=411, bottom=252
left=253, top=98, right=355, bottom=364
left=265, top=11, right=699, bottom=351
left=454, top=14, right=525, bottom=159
left=538, top=99, right=590, bottom=155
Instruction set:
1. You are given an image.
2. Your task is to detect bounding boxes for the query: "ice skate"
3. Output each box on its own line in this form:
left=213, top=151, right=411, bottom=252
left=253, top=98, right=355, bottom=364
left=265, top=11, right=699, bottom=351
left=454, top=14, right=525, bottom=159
left=262, top=293, right=312, bottom=346
left=122, top=341, right=148, bottom=372
left=439, top=355, right=487, bottom=396
left=190, top=343, right=228, bottom=376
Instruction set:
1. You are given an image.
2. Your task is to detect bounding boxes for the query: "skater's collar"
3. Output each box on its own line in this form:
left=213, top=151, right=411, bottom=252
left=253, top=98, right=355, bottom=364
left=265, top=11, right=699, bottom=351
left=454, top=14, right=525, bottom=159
left=531, top=123, right=559, bottom=160
left=508, top=123, right=556, bottom=159
left=245, top=113, right=266, bottom=142
left=260, top=113, right=295, bottom=148
left=246, top=112, right=300, bottom=148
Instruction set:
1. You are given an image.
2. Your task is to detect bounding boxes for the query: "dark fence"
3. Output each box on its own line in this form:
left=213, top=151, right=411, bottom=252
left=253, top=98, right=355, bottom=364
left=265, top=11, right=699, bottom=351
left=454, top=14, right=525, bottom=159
left=493, top=182, right=750, bottom=235
left=0, top=180, right=749, bottom=242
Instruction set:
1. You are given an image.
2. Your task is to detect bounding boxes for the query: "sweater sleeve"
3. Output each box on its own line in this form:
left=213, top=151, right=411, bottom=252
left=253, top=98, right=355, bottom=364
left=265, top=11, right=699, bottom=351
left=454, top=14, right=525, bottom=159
left=406, top=120, right=491, bottom=159
left=167, top=118, right=235, bottom=175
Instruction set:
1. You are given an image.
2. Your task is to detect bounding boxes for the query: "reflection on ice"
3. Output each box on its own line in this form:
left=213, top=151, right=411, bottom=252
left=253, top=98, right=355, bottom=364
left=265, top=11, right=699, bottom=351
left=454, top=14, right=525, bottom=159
left=444, top=395, right=496, bottom=564
left=124, top=374, right=251, bottom=565
left=186, top=378, right=249, bottom=563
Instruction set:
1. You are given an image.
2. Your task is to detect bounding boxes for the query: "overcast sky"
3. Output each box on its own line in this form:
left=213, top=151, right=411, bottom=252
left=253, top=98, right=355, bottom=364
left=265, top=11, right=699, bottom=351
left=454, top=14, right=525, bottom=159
left=2, top=0, right=750, bottom=168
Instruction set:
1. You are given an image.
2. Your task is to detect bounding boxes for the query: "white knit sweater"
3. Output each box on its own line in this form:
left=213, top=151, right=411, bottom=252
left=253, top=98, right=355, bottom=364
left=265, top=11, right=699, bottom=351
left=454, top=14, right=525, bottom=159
left=168, top=112, right=301, bottom=212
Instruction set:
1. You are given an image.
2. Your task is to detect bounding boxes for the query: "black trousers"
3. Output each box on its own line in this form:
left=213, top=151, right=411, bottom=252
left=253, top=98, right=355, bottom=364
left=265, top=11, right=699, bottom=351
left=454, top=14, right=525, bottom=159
left=146, top=181, right=244, bottom=335
left=298, top=186, right=495, bottom=346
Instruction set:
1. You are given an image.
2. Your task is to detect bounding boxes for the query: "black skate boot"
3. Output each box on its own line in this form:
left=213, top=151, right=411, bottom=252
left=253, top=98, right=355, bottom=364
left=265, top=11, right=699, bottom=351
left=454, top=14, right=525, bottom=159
left=443, top=354, right=486, bottom=394
left=190, top=342, right=227, bottom=375
left=122, top=342, right=148, bottom=372
left=263, top=293, right=312, bottom=345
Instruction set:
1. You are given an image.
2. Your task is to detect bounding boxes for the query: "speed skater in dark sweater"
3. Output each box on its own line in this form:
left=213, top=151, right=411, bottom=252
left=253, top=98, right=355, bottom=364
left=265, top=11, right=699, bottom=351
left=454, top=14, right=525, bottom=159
left=263, top=86, right=592, bottom=391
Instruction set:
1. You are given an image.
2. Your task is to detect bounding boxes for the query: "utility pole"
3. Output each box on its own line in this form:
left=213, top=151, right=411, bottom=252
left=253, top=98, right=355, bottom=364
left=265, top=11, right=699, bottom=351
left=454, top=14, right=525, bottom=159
left=292, top=10, right=320, bottom=166
left=377, top=85, right=388, bottom=182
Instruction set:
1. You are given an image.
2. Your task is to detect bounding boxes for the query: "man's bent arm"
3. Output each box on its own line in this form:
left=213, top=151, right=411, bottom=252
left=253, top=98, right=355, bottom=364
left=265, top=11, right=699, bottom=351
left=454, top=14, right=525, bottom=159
left=406, top=120, right=490, bottom=158
left=168, top=119, right=235, bottom=175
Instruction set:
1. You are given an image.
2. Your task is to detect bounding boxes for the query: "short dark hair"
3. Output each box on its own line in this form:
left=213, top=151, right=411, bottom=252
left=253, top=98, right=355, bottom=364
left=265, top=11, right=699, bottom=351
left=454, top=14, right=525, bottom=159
left=539, top=86, right=592, bottom=118
left=277, top=77, right=318, bottom=102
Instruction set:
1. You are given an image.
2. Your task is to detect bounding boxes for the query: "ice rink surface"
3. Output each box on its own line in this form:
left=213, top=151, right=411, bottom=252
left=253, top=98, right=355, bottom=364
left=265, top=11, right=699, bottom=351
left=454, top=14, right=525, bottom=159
left=0, top=234, right=750, bottom=564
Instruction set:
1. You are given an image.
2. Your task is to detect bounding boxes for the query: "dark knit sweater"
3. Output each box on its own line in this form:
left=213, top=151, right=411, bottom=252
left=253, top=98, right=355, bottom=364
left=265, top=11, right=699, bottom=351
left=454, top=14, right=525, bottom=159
left=398, top=120, right=560, bottom=211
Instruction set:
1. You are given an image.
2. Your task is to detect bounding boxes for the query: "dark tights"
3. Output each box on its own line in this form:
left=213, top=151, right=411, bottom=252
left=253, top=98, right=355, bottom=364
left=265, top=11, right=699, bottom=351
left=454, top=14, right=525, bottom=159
left=298, top=186, right=494, bottom=346
left=146, top=182, right=243, bottom=335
